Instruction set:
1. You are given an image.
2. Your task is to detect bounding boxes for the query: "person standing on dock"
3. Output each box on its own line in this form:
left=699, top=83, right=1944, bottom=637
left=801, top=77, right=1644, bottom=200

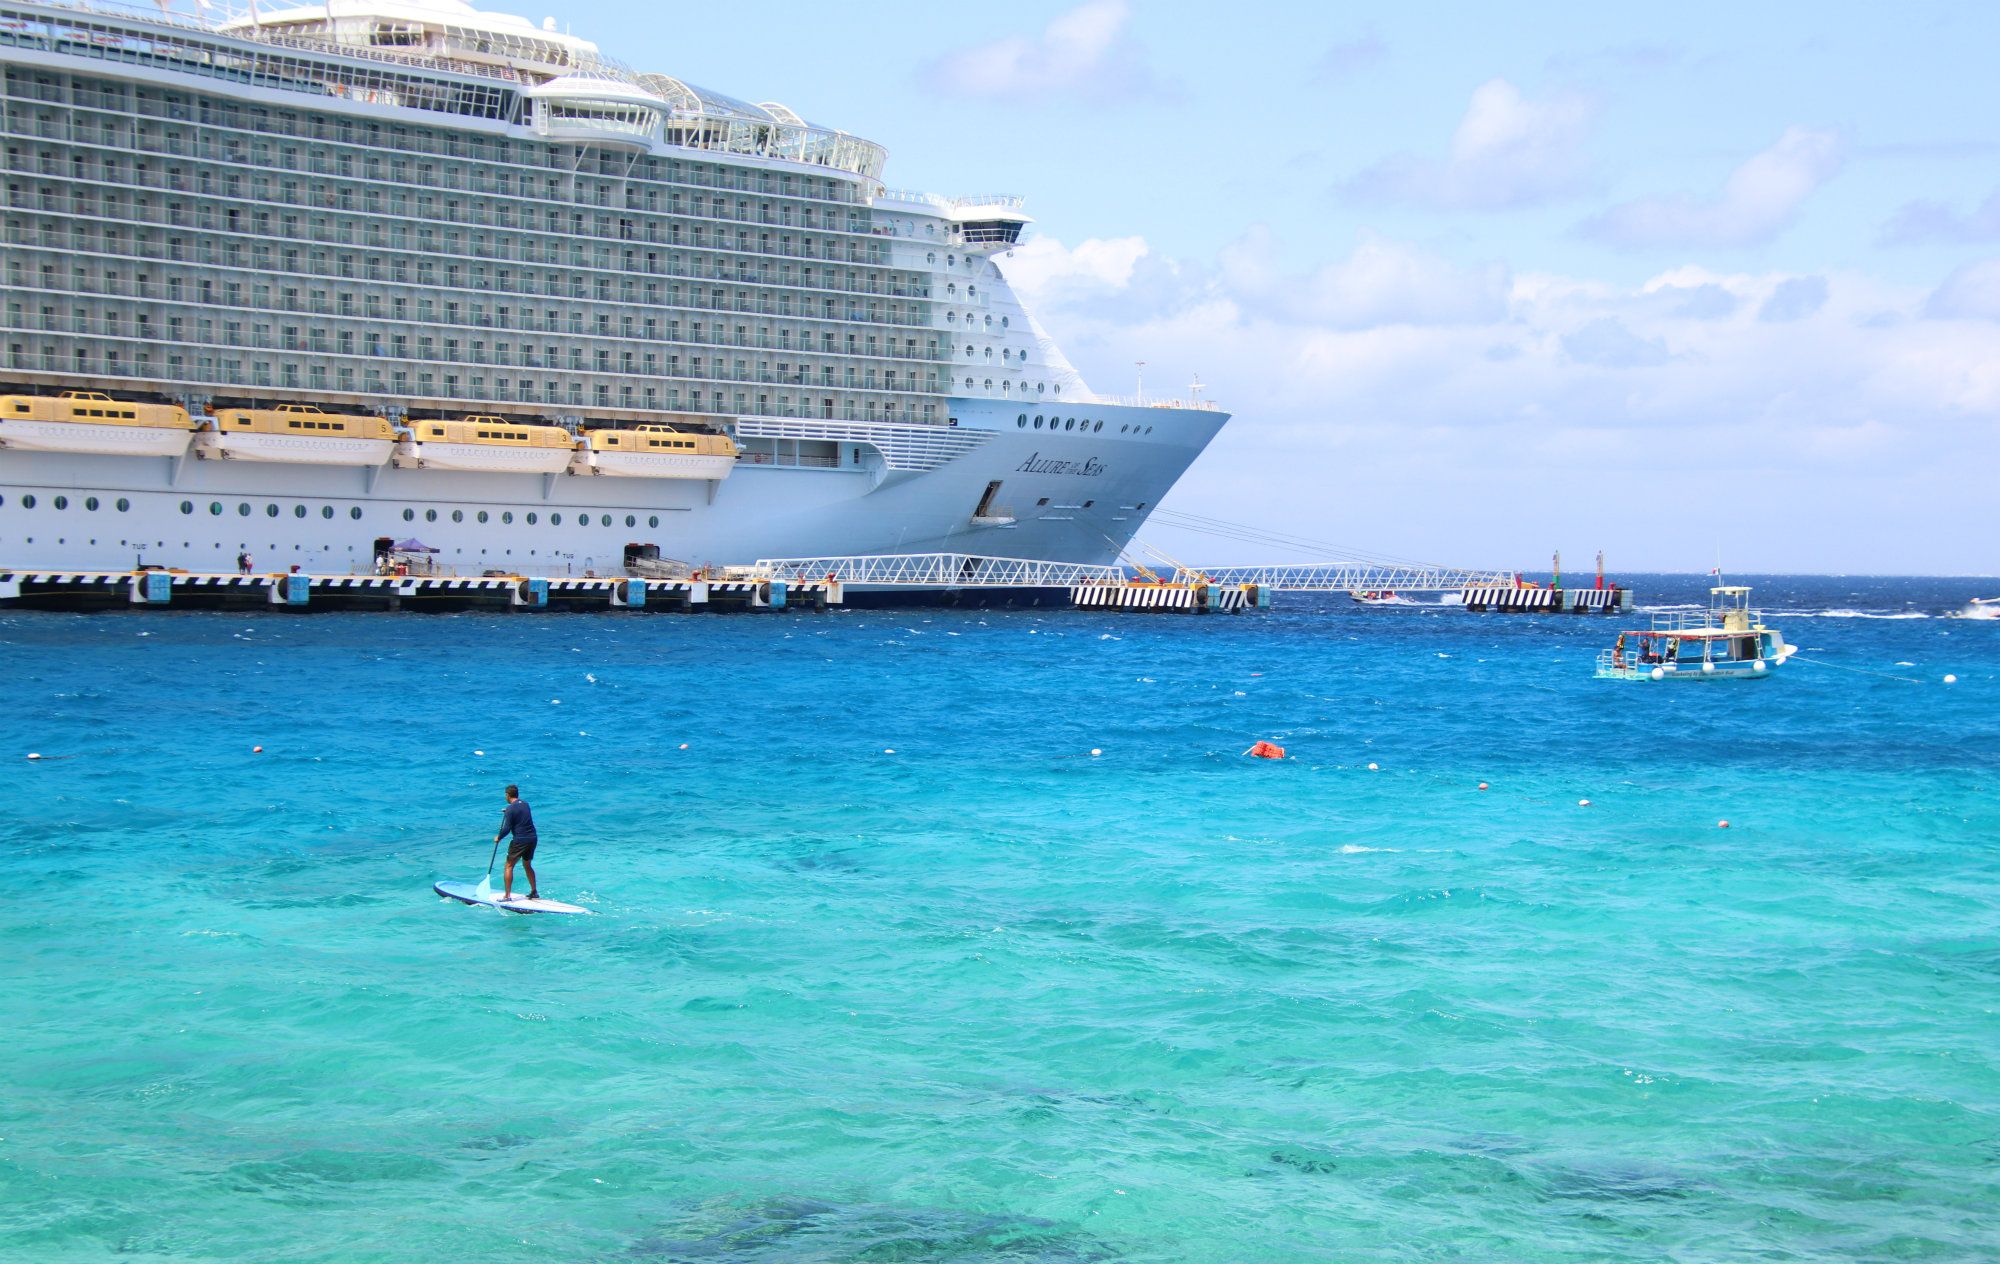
left=495, top=783, right=540, bottom=902
left=236, top=550, right=252, bottom=575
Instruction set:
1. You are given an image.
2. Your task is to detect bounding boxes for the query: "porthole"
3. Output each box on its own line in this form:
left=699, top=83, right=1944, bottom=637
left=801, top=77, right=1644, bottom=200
left=648, top=515, right=659, bottom=528
left=349, top=507, right=363, bottom=520
left=116, top=496, right=133, bottom=511
left=22, top=494, right=36, bottom=509
left=424, top=509, right=437, bottom=522
left=624, top=514, right=636, bottom=527
left=238, top=502, right=251, bottom=517
left=502, top=511, right=514, bottom=524
left=525, top=512, right=537, bottom=525
left=209, top=501, right=223, bottom=515
left=550, top=512, right=562, bottom=525
left=1146, top=426, right=1153, bottom=435
left=53, top=495, right=68, bottom=510
left=294, top=504, right=307, bottom=518
left=451, top=509, right=464, bottom=523
left=600, top=514, right=612, bottom=527
left=1017, top=414, right=1027, bottom=428
left=1064, top=418, right=1075, bottom=431
left=1120, top=424, right=1129, bottom=434
left=402, top=508, right=415, bottom=522
left=1033, top=417, right=1043, bottom=429
left=180, top=500, right=194, bottom=515
left=321, top=506, right=334, bottom=519
left=84, top=496, right=99, bottom=511
left=1092, top=420, right=1103, bottom=433
left=265, top=503, right=279, bottom=518
left=477, top=510, right=489, bottom=524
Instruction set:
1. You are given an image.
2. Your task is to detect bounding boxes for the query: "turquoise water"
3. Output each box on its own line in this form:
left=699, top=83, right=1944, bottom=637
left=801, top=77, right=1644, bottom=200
left=4, top=576, right=1997, bottom=1262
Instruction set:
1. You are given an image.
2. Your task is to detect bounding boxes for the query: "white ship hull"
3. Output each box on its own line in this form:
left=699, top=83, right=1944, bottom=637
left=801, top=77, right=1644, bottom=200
left=569, top=450, right=737, bottom=480
left=0, top=420, right=193, bottom=459
left=0, top=398, right=1225, bottom=571
left=193, top=432, right=393, bottom=467
left=392, top=442, right=576, bottom=475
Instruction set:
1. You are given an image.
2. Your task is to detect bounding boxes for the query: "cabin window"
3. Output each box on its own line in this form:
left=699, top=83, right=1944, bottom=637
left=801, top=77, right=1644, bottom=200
left=350, top=507, right=363, bottom=520
left=238, top=503, right=252, bottom=517
left=502, top=512, right=514, bottom=524
left=322, top=506, right=334, bottom=519
left=11, top=403, right=26, bottom=414
left=20, top=494, right=33, bottom=508
left=525, top=513, right=537, bottom=525
left=550, top=513, right=562, bottom=525
left=52, top=495, right=67, bottom=510
left=451, top=510, right=464, bottom=523
left=180, top=501, right=194, bottom=515
left=402, top=509, right=415, bottom=521
left=210, top=502, right=223, bottom=515
left=294, top=505, right=307, bottom=519
left=425, top=509, right=438, bottom=523
left=625, top=515, right=636, bottom=527
left=477, top=511, right=489, bottom=524
left=84, top=497, right=99, bottom=511
left=600, top=514, right=613, bottom=527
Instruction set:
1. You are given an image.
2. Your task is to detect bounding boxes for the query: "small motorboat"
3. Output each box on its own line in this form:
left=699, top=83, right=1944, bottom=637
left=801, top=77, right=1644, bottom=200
left=1596, top=586, right=1795, bottom=681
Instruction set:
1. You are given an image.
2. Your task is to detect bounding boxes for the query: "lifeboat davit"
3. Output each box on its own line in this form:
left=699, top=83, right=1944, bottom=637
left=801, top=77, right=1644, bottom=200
left=0, top=390, right=193, bottom=457
left=393, top=416, right=575, bottom=474
left=195, top=404, right=394, bottom=466
left=569, top=425, right=738, bottom=479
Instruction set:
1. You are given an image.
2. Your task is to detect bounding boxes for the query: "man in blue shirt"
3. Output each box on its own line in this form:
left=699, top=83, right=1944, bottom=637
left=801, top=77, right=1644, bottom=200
left=495, top=783, right=540, bottom=902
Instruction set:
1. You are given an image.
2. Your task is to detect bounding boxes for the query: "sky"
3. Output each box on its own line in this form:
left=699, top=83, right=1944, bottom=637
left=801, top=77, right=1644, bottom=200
left=572, top=2, right=1990, bottom=571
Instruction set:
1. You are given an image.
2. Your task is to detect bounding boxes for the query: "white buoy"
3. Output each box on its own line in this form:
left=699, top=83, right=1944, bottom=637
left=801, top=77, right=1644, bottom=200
left=1578, top=798, right=1591, bottom=807
left=1090, top=748, right=1102, bottom=757
left=678, top=743, right=689, bottom=750
left=1943, top=674, right=1958, bottom=684
left=474, top=749, right=485, bottom=756
left=1702, top=662, right=1715, bottom=674
left=551, top=698, right=561, bottom=705
left=1367, top=762, right=1380, bottom=771
left=1718, top=820, right=1730, bottom=829
left=252, top=745, right=264, bottom=753
left=1477, top=782, right=1489, bottom=791
left=1650, top=667, right=1665, bottom=680
left=884, top=748, right=896, bottom=754
left=26, top=752, right=41, bottom=761
left=1752, top=660, right=1766, bottom=674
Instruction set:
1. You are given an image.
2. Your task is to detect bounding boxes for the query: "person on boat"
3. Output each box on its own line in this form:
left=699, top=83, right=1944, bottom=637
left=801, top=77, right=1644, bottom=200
left=495, top=783, right=540, bottom=902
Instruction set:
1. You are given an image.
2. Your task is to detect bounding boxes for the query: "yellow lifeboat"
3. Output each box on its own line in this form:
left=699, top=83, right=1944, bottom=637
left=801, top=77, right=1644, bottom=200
left=195, top=404, right=394, bottom=466
left=0, top=390, right=193, bottom=457
left=569, top=424, right=738, bottom=480
left=393, top=415, right=575, bottom=474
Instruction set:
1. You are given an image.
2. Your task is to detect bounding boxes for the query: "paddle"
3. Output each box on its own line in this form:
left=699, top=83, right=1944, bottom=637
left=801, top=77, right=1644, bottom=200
left=473, top=833, right=503, bottom=901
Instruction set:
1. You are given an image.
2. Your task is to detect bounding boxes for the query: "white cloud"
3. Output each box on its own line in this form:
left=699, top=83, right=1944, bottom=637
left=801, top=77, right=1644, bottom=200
left=921, top=0, right=1169, bottom=103
left=1925, top=258, right=2000, bottom=321
left=1006, top=238, right=1999, bottom=570
left=1580, top=126, right=1847, bottom=249
left=1309, top=29, right=1387, bottom=85
left=1339, top=79, right=1597, bottom=210
left=1880, top=187, right=2000, bottom=244
left=1220, top=228, right=1510, bottom=328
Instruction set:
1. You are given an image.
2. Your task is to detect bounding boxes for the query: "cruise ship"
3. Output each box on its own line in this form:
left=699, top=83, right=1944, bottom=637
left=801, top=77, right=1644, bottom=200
left=0, top=0, right=1227, bottom=575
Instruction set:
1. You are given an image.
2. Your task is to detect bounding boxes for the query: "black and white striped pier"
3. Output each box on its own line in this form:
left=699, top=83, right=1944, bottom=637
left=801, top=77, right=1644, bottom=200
left=0, top=569, right=828, bottom=614
left=1459, top=585, right=1631, bottom=614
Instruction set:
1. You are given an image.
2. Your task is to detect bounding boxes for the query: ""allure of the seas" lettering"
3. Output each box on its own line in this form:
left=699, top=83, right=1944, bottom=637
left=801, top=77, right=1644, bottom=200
left=1015, top=452, right=1106, bottom=476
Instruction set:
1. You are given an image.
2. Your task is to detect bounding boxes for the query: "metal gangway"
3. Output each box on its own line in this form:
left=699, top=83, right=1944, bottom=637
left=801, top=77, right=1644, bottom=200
left=749, top=553, right=1511, bottom=594
left=751, top=553, right=1125, bottom=588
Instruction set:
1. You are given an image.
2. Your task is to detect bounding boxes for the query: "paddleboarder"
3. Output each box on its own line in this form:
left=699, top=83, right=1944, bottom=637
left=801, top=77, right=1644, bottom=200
left=495, top=784, right=540, bottom=902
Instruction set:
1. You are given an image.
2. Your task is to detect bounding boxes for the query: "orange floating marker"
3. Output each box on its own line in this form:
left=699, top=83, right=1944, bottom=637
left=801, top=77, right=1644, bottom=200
left=1717, top=820, right=1730, bottom=829
left=252, top=745, right=264, bottom=753
left=1246, top=741, right=1285, bottom=760
left=1477, top=782, right=1489, bottom=791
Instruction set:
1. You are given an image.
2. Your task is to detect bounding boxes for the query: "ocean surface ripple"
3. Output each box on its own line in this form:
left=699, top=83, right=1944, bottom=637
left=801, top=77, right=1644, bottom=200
left=3, top=574, right=1996, bottom=1262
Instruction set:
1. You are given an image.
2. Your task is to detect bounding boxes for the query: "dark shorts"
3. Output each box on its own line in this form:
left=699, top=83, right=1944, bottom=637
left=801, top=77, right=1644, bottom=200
left=506, top=838, right=537, bottom=864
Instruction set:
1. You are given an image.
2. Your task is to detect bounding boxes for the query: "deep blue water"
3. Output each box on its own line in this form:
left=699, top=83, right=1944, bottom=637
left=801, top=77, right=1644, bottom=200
left=3, top=574, right=1997, bottom=1262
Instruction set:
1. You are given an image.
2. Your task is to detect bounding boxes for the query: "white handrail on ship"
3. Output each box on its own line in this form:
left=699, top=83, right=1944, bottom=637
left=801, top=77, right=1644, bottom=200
left=748, top=554, right=1515, bottom=593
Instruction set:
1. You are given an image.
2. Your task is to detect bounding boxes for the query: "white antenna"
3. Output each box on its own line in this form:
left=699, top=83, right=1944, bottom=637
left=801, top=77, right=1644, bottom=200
left=1188, top=373, right=1203, bottom=403
left=1135, top=360, right=1146, bottom=402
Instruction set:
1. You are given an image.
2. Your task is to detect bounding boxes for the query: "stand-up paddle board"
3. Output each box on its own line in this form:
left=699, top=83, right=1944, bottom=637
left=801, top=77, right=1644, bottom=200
left=434, top=880, right=591, bottom=916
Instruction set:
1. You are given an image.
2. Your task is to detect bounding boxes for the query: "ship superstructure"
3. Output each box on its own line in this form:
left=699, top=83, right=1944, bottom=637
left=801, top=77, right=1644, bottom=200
left=0, top=0, right=1227, bottom=573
